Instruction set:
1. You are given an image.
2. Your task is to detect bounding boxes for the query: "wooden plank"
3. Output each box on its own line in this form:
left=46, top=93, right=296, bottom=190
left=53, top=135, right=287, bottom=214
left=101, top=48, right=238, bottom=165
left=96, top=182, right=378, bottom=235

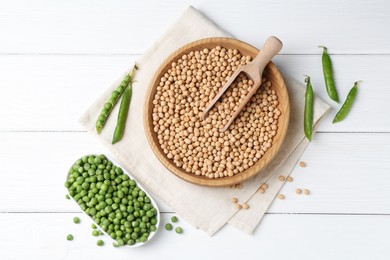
left=0, top=212, right=388, bottom=260
left=0, top=0, right=390, bottom=54
left=0, top=131, right=172, bottom=212
left=0, top=132, right=389, bottom=214
left=269, top=132, right=390, bottom=213
left=0, top=54, right=388, bottom=132
left=0, top=55, right=135, bottom=131
left=274, top=54, right=390, bottom=132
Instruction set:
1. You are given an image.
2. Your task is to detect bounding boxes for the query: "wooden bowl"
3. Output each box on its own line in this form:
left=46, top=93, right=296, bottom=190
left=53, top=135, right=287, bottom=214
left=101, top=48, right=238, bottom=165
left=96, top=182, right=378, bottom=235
left=144, top=38, right=290, bottom=187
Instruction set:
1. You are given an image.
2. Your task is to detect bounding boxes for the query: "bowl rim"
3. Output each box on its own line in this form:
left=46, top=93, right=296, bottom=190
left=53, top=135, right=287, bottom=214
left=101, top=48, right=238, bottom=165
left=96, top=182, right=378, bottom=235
left=144, top=37, right=290, bottom=187
left=65, top=154, right=160, bottom=247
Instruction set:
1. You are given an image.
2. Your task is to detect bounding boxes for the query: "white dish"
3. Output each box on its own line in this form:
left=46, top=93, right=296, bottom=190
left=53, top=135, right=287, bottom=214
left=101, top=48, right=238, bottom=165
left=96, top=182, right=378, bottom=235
left=65, top=154, right=160, bottom=247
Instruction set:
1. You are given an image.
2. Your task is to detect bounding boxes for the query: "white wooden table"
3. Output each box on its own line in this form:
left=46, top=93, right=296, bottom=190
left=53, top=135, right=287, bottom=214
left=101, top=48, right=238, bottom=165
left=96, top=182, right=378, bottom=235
left=1, top=1, right=389, bottom=259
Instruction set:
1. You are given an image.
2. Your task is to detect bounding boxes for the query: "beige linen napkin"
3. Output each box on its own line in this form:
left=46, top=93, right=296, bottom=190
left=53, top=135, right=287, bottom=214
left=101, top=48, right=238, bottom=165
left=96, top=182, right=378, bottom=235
left=79, top=6, right=330, bottom=236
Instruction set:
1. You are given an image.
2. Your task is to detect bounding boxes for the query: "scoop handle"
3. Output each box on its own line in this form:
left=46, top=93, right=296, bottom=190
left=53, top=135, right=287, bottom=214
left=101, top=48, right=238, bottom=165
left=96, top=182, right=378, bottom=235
left=253, top=36, right=283, bottom=73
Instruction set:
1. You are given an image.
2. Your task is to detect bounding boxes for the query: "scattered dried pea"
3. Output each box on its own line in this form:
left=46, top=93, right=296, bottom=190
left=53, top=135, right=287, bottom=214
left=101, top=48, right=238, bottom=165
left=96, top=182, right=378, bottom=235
left=258, top=188, right=265, bottom=194
left=242, top=203, right=249, bottom=209
left=278, top=175, right=286, bottom=182
left=261, top=183, right=268, bottom=189
left=304, top=189, right=310, bottom=195
left=287, top=176, right=293, bottom=182
left=295, top=188, right=302, bottom=195
left=231, top=197, right=238, bottom=203
left=234, top=203, right=242, bottom=209
left=299, top=161, right=306, bottom=167
left=277, top=194, right=285, bottom=200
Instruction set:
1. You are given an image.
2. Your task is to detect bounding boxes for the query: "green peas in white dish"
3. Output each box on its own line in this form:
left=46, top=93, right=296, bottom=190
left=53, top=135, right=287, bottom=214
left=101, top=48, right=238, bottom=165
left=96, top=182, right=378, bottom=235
left=65, top=154, right=160, bottom=247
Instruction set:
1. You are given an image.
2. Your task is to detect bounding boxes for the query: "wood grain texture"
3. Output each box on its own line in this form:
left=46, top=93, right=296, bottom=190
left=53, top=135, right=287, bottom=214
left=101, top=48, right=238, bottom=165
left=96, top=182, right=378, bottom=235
left=1, top=54, right=388, bottom=132
left=144, top=38, right=289, bottom=186
left=0, top=213, right=389, bottom=260
left=0, top=132, right=389, bottom=214
left=1, top=0, right=390, bottom=54
left=1, top=0, right=389, bottom=258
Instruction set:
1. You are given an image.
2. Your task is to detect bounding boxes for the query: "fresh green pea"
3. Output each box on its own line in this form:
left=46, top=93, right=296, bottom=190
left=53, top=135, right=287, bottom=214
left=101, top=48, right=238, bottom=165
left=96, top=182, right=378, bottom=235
left=97, top=240, right=104, bottom=246
left=127, top=239, right=135, bottom=246
left=171, top=216, right=178, bottom=223
left=139, top=222, right=146, bottom=229
left=92, top=230, right=99, bottom=236
left=175, top=227, right=183, bottom=234
left=66, top=234, right=73, bottom=241
left=73, top=217, right=80, bottom=224
left=65, top=194, right=70, bottom=200
left=165, top=223, right=173, bottom=231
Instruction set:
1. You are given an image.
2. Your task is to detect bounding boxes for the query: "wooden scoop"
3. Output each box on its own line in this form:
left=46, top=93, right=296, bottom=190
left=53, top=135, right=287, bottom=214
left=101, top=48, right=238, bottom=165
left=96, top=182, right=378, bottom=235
left=202, top=36, right=283, bottom=132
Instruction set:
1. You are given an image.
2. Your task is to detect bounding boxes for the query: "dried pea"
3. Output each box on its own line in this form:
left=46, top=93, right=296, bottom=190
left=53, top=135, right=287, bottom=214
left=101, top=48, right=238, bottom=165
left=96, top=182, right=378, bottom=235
left=234, top=203, right=242, bottom=209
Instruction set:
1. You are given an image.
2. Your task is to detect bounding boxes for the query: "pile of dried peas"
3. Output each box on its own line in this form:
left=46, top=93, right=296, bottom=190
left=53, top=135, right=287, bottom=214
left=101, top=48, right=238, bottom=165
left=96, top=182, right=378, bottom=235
left=152, top=46, right=280, bottom=179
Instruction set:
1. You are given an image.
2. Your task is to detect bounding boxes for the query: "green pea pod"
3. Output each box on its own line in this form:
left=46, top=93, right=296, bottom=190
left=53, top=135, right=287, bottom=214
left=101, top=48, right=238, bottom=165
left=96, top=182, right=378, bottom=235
left=333, top=81, right=360, bottom=124
left=304, top=75, right=314, bottom=141
left=96, top=64, right=137, bottom=134
left=112, top=85, right=132, bottom=144
left=95, top=76, right=129, bottom=134
left=319, top=46, right=339, bottom=103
